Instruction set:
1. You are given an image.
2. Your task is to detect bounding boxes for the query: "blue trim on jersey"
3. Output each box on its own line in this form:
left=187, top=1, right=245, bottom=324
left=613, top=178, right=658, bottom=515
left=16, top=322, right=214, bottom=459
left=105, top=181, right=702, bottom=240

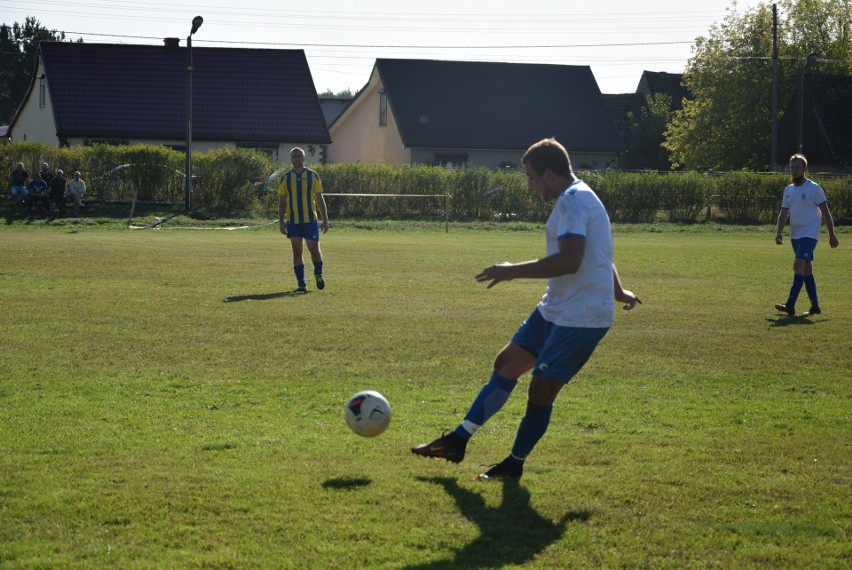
left=558, top=231, right=585, bottom=241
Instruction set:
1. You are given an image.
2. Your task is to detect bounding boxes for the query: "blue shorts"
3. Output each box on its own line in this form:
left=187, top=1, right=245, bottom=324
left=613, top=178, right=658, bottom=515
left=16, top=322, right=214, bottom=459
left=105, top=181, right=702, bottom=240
left=791, top=237, right=817, bottom=262
left=511, top=308, right=609, bottom=384
left=287, top=220, right=320, bottom=241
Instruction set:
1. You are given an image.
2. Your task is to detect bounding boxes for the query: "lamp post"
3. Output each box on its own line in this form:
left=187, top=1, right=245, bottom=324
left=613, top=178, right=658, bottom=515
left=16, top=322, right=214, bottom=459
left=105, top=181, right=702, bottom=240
left=796, top=52, right=817, bottom=154
left=185, top=15, right=203, bottom=214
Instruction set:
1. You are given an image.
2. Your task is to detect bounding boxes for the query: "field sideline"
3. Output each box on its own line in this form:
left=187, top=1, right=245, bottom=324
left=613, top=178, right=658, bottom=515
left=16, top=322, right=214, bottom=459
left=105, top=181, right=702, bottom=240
left=1, top=224, right=850, bottom=568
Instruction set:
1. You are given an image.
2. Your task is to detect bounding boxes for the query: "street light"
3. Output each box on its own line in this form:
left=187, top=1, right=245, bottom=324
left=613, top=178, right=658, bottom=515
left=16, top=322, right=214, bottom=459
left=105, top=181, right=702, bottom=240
left=185, top=15, right=203, bottom=214
left=796, top=51, right=817, bottom=154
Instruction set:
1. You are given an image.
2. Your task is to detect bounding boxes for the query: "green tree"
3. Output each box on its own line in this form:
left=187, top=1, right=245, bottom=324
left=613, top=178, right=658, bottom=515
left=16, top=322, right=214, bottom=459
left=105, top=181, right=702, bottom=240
left=623, top=93, right=674, bottom=170
left=664, top=0, right=851, bottom=171
left=0, top=17, right=67, bottom=125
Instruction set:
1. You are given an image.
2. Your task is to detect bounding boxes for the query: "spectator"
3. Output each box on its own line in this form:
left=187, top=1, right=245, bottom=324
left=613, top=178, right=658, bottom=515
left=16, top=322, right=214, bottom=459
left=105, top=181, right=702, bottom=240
left=40, top=163, right=54, bottom=188
left=49, top=169, right=67, bottom=216
left=9, top=162, right=29, bottom=205
left=27, top=172, right=50, bottom=214
left=67, top=171, right=87, bottom=216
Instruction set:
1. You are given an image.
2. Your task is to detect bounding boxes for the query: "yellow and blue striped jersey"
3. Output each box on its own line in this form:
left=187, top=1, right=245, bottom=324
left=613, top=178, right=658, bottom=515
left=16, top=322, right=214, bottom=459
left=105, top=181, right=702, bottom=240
left=277, top=168, right=324, bottom=224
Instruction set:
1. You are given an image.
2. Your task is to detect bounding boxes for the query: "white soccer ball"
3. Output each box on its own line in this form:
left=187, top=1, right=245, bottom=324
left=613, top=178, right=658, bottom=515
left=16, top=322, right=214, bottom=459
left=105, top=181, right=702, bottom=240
left=345, top=391, right=391, bottom=437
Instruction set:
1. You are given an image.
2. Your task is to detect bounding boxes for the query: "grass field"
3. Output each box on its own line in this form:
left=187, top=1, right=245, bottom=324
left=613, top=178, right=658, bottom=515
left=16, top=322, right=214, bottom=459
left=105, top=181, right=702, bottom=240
left=1, top=220, right=850, bottom=568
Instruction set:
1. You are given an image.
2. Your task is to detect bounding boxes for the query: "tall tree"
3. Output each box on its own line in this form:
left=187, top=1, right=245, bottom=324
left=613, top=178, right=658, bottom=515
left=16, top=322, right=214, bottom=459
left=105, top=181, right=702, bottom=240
left=0, top=17, right=66, bottom=125
left=664, top=0, right=851, bottom=171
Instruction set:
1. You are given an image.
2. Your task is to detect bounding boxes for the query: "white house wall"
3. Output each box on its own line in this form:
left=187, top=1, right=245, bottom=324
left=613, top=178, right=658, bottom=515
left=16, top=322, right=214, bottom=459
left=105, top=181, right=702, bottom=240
left=409, top=149, right=617, bottom=171
left=11, top=61, right=59, bottom=146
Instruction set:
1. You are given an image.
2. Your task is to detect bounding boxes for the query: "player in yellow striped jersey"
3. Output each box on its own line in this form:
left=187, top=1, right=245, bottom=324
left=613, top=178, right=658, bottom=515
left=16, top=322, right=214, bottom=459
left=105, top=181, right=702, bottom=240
left=278, top=147, right=329, bottom=292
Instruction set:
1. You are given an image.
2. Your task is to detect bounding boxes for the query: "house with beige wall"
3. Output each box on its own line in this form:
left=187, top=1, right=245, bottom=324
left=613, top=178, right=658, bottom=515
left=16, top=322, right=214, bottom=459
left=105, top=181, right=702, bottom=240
left=329, top=59, right=623, bottom=170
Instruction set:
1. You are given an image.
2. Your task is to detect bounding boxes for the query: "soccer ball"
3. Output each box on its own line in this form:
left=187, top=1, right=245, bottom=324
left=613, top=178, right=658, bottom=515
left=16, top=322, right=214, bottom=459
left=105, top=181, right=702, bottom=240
left=345, top=391, right=391, bottom=437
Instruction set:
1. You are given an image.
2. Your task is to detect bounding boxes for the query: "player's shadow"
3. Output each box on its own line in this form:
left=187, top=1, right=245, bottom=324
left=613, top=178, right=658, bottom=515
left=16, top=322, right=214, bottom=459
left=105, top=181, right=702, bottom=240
left=404, top=476, right=589, bottom=569
left=224, top=291, right=302, bottom=302
left=766, top=315, right=822, bottom=327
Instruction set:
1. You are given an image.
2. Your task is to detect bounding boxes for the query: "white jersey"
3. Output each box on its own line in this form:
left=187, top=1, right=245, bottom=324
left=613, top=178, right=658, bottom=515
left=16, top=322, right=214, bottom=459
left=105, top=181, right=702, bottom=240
left=537, top=180, right=614, bottom=328
left=781, top=178, right=826, bottom=240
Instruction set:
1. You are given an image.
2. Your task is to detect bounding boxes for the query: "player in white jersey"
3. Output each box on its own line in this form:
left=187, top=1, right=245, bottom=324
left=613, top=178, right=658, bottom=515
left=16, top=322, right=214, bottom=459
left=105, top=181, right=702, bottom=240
left=773, top=154, right=839, bottom=317
left=412, top=138, right=642, bottom=480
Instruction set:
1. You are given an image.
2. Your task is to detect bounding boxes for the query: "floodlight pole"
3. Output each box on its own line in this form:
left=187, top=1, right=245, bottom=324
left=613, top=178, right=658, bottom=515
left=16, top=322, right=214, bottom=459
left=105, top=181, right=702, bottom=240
left=796, top=52, right=817, bottom=154
left=185, top=15, right=203, bottom=214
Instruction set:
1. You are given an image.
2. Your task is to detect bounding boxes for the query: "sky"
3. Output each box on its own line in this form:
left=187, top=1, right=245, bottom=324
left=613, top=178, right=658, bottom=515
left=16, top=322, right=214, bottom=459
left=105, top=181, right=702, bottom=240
left=3, top=0, right=768, bottom=95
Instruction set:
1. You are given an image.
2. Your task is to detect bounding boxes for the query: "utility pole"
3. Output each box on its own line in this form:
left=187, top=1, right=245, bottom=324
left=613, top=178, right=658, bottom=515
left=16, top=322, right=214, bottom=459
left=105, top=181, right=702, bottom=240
left=770, top=3, right=778, bottom=171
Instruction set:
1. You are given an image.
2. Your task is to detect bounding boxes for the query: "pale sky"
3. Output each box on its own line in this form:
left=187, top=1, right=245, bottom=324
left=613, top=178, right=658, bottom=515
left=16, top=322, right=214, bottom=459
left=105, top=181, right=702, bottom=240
left=3, top=0, right=768, bottom=94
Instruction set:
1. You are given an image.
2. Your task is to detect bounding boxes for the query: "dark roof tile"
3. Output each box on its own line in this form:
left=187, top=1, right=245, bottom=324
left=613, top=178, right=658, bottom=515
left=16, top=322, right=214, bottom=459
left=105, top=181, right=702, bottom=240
left=40, top=42, right=330, bottom=143
left=375, top=59, right=623, bottom=153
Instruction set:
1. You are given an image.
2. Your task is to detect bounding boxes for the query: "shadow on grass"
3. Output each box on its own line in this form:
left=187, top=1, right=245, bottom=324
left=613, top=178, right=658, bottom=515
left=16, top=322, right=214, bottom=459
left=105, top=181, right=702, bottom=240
left=767, top=315, right=822, bottom=327
left=224, top=291, right=306, bottom=302
left=405, top=476, right=589, bottom=569
left=321, top=477, right=372, bottom=490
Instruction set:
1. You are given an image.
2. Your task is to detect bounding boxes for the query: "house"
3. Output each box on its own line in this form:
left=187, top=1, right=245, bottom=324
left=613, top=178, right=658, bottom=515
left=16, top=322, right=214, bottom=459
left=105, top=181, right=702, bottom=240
left=328, top=59, right=623, bottom=170
left=603, top=70, right=691, bottom=170
left=319, top=96, right=353, bottom=128
left=636, top=71, right=690, bottom=111
left=778, top=73, right=851, bottom=170
left=603, top=70, right=690, bottom=146
left=8, top=40, right=330, bottom=163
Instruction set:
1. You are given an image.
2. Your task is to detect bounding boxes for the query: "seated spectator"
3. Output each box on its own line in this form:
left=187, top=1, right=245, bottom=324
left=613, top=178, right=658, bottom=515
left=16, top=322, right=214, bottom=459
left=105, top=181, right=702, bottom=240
left=27, top=172, right=50, bottom=214
left=49, top=169, right=67, bottom=216
left=67, top=171, right=87, bottom=216
left=40, top=163, right=54, bottom=188
left=9, top=162, right=29, bottom=205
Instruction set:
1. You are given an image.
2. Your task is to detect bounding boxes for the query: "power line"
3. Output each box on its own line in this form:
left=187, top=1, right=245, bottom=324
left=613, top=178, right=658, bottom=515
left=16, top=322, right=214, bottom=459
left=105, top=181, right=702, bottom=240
left=61, top=30, right=694, bottom=50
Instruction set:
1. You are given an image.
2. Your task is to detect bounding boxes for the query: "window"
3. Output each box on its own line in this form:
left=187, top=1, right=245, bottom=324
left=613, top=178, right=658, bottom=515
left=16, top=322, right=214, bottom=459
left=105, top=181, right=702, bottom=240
left=236, top=142, right=279, bottom=161
left=379, top=91, right=387, bottom=126
left=435, top=153, right=469, bottom=170
left=84, top=138, right=129, bottom=146
left=39, top=75, right=46, bottom=108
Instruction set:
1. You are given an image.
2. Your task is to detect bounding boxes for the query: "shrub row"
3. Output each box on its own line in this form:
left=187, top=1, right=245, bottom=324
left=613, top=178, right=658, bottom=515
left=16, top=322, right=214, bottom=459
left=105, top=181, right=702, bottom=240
left=2, top=142, right=849, bottom=222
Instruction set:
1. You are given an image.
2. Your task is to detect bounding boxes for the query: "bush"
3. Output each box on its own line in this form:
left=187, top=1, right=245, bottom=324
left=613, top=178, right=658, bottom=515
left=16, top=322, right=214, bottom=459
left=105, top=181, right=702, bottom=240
left=1, top=141, right=849, bottom=222
left=713, top=172, right=785, bottom=223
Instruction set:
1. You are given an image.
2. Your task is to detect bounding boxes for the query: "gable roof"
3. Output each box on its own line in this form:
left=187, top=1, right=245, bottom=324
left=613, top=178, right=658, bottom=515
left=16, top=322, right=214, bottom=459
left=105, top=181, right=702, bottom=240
left=38, top=41, right=330, bottom=144
left=374, top=59, right=623, bottom=153
left=637, top=71, right=690, bottom=110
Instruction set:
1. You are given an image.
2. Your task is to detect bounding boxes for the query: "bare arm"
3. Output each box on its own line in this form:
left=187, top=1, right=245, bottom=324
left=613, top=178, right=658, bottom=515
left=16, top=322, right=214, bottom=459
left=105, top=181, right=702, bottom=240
left=613, top=264, right=642, bottom=310
left=818, top=202, right=839, bottom=248
left=316, top=193, right=329, bottom=233
left=475, top=236, right=585, bottom=289
left=775, top=208, right=789, bottom=245
left=278, top=196, right=287, bottom=235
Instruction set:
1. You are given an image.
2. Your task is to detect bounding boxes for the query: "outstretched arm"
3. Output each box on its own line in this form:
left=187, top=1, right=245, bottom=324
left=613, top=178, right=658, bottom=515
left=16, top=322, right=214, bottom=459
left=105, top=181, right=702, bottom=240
left=475, top=236, right=584, bottom=288
left=613, top=264, right=641, bottom=310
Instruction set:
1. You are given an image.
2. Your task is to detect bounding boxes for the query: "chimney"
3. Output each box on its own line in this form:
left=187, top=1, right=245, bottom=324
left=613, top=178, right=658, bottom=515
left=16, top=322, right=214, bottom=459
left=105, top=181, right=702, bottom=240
left=164, top=37, right=180, bottom=48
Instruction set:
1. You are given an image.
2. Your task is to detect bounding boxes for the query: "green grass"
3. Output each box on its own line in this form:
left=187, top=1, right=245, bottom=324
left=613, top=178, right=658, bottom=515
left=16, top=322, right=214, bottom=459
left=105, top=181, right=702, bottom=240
left=1, top=220, right=850, bottom=568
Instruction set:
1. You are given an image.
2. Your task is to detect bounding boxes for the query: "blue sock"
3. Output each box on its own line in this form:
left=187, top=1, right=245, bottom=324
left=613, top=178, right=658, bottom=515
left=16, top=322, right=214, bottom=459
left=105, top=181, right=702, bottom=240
left=453, top=372, right=518, bottom=441
left=803, top=275, right=818, bottom=307
left=313, top=260, right=324, bottom=276
left=510, top=401, right=554, bottom=460
left=294, top=264, right=306, bottom=286
left=786, top=274, right=804, bottom=307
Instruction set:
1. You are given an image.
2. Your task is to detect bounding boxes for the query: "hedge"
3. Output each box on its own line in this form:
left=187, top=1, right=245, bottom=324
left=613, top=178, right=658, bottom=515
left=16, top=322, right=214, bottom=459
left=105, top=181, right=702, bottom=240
left=2, top=142, right=849, bottom=223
